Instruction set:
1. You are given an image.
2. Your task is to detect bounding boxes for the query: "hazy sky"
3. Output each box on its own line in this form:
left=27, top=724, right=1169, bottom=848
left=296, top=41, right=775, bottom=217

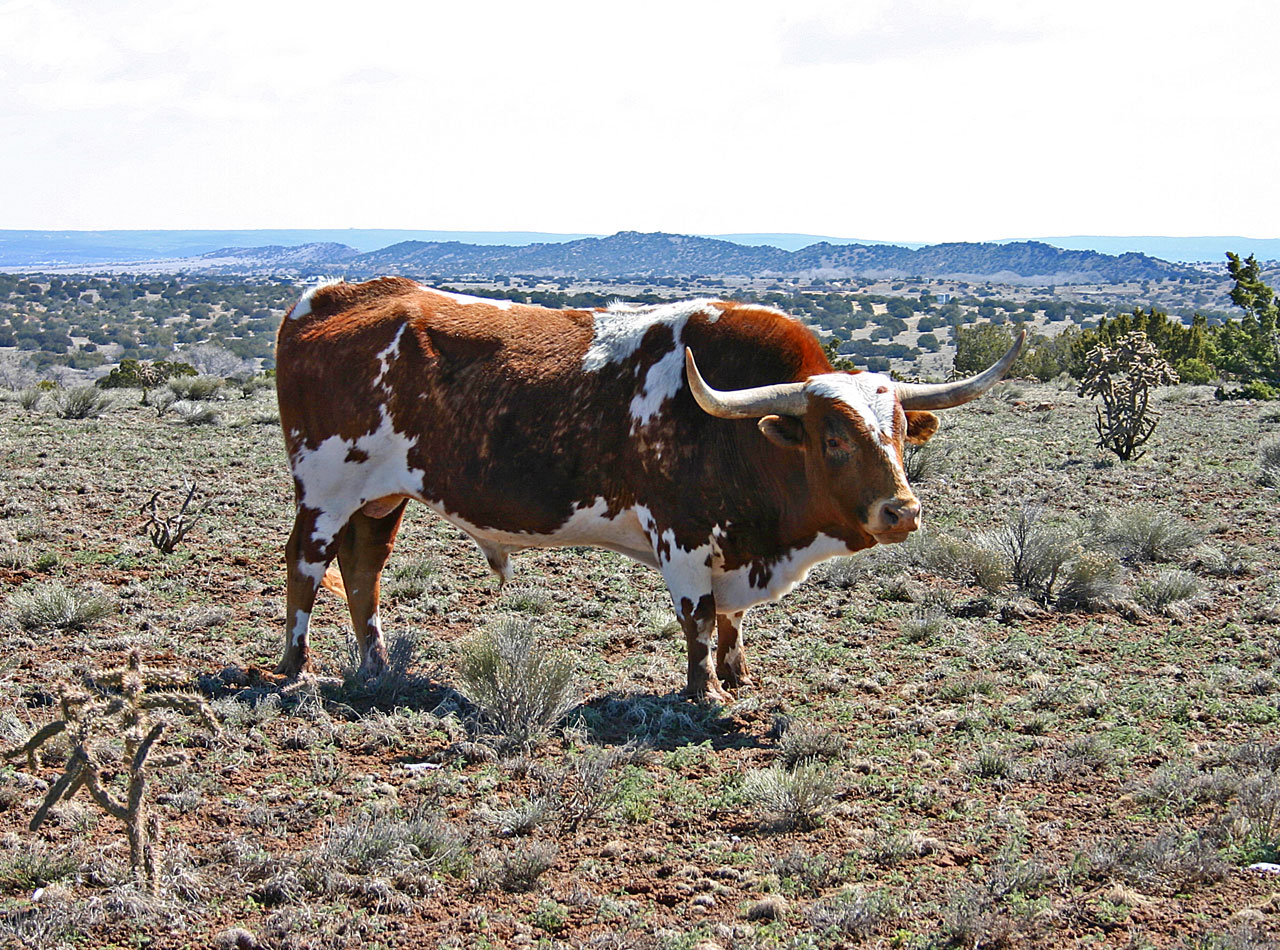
left=2, top=0, right=1277, bottom=242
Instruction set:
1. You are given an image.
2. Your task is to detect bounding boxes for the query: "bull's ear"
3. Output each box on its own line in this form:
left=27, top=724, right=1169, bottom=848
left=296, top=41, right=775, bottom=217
left=758, top=414, right=805, bottom=449
left=905, top=410, right=939, bottom=445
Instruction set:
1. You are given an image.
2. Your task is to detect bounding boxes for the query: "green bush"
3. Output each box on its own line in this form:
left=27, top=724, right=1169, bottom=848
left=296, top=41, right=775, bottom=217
left=458, top=617, right=577, bottom=748
left=54, top=386, right=111, bottom=419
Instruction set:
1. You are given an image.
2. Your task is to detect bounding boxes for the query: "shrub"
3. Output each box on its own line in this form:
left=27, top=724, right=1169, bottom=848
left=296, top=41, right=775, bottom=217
left=17, top=388, right=41, bottom=411
left=1096, top=506, right=1200, bottom=562
left=974, top=505, right=1079, bottom=602
left=777, top=721, right=847, bottom=767
left=7, top=581, right=115, bottom=632
left=168, top=375, right=224, bottom=401
left=1260, top=435, right=1280, bottom=488
left=322, top=807, right=469, bottom=878
left=477, top=840, right=557, bottom=892
left=457, top=616, right=576, bottom=749
left=903, top=438, right=952, bottom=483
left=54, top=386, right=111, bottom=419
left=743, top=763, right=837, bottom=831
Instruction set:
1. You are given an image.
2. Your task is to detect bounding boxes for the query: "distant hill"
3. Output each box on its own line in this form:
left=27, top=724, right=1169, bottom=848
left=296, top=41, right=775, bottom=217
left=0, top=229, right=1211, bottom=284
left=2, top=229, right=1276, bottom=269
left=341, top=232, right=1199, bottom=284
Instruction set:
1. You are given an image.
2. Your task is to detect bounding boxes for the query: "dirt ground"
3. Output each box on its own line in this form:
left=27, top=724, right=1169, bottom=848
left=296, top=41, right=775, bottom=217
left=0, top=377, right=1277, bottom=949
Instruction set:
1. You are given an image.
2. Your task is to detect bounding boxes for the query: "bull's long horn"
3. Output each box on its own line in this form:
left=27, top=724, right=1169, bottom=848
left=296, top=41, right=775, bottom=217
left=896, top=329, right=1027, bottom=410
left=685, top=348, right=809, bottom=419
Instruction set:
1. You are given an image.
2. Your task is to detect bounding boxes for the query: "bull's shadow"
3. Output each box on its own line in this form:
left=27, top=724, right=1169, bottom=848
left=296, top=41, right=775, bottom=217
left=572, top=690, right=763, bottom=752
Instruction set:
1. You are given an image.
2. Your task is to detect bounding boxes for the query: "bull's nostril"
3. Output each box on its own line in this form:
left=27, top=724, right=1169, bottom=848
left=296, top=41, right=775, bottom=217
left=882, top=504, right=900, bottom=526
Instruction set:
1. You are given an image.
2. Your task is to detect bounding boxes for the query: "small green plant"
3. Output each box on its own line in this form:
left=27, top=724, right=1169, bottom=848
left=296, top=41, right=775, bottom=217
left=1078, top=331, right=1179, bottom=460
left=54, top=386, right=112, bottom=419
left=6, top=651, right=218, bottom=893
left=457, top=616, right=577, bottom=749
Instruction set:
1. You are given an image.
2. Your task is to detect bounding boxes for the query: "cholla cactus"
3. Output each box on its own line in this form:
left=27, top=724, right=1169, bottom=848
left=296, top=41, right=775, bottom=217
left=1078, top=332, right=1179, bottom=461
left=7, top=650, right=218, bottom=893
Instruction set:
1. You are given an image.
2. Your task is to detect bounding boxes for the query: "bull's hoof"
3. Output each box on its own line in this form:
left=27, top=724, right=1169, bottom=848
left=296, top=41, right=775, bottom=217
left=683, top=682, right=734, bottom=705
left=717, top=668, right=752, bottom=690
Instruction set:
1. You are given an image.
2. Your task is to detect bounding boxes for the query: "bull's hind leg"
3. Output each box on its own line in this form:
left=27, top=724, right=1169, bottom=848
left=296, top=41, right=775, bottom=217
left=279, top=505, right=344, bottom=678
left=715, top=610, right=751, bottom=689
left=336, top=499, right=409, bottom=679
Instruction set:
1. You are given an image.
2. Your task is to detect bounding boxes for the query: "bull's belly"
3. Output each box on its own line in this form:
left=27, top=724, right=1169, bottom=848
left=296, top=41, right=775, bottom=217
left=421, top=495, right=657, bottom=566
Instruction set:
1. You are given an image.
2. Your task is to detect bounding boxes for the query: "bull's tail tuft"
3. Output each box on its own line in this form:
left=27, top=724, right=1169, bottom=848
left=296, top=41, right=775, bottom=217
left=320, top=564, right=347, bottom=601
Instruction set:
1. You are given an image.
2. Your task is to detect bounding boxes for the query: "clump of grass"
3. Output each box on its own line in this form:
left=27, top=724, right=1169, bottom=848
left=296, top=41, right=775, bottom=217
left=768, top=847, right=843, bottom=896
left=7, top=581, right=116, bottom=632
left=776, top=720, right=846, bottom=767
left=804, top=889, right=898, bottom=941
left=1083, top=830, right=1227, bottom=895
left=1258, top=435, right=1280, bottom=487
left=167, top=375, right=224, bottom=401
left=1056, top=551, right=1128, bottom=611
left=457, top=616, right=577, bottom=749
left=500, top=585, right=552, bottom=615
left=1095, top=505, right=1201, bottom=563
left=901, top=606, right=949, bottom=642
left=170, top=400, right=220, bottom=425
left=742, top=763, right=837, bottom=831
left=54, top=386, right=111, bottom=419
left=322, top=806, right=469, bottom=878
left=477, top=840, right=557, bottom=892
left=17, top=388, right=41, bottom=411
left=1136, top=569, right=1205, bottom=616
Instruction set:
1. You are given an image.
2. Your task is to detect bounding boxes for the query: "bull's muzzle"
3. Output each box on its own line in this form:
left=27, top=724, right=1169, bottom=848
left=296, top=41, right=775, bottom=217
left=870, top=496, right=922, bottom=540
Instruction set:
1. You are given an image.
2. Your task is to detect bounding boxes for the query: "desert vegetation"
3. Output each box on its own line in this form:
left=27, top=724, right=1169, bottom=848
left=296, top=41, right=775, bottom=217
left=0, top=327, right=1276, bottom=948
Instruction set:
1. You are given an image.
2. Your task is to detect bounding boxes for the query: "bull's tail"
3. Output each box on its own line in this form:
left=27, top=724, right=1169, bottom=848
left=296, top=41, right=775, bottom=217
left=320, top=564, right=347, bottom=601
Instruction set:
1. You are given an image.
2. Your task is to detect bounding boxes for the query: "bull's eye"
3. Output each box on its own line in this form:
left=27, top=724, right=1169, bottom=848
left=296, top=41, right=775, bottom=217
left=825, top=437, right=842, bottom=451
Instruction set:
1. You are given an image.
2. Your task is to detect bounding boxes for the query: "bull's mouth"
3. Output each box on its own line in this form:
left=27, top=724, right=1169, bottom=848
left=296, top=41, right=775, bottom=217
left=871, top=527, right=916, bottom=544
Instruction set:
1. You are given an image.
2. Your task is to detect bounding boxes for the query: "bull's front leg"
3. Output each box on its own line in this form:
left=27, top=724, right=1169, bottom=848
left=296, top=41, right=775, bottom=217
left=715, top=610, right=751, bottom=689
left=657, top=547, right=732, bottom=704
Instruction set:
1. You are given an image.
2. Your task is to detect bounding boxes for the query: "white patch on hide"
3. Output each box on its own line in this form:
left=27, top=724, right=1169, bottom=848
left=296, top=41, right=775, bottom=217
left=428, top=497, right=654, bottom=568
left=420, top=286, right=513, bottom=311
left=290, top=409, right=427, bottom=547
left=373, top=324, right=406, bottom=391
left=290, top=610, right=311, bottom=647
left=582, top=299, right=724, bottom=429
left=711, top=533, right=856, bottom=614
left=289, top=278, right=345, bottom=320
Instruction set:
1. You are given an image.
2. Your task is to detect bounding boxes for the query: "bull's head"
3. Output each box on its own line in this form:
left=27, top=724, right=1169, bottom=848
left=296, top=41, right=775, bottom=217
left=684, top=332, right=1024, bottom=545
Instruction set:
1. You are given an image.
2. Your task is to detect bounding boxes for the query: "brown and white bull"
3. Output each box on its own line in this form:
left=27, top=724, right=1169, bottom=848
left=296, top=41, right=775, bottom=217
left=275, top=277, right=1023, bottom=701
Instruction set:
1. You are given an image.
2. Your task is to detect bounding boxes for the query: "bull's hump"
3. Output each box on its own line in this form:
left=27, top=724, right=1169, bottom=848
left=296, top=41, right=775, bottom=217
left=581, top=299, right=724, bottom=372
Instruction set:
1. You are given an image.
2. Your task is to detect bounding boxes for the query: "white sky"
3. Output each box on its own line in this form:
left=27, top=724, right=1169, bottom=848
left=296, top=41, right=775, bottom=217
left=1, top=0, right=1277, bottom=242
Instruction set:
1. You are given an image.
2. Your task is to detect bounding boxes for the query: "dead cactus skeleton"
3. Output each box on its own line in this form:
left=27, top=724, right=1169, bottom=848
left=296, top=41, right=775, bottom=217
left=140, top=481, right=207, bottom=554
left=6, top=650, right=218, bottom=893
